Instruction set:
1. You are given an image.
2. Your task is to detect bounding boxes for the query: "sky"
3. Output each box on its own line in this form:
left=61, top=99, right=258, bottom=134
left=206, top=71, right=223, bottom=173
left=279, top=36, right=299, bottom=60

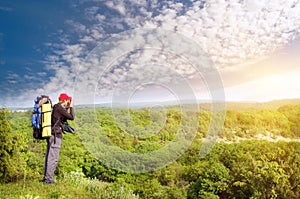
left=1, top=0, right=300, bottom=108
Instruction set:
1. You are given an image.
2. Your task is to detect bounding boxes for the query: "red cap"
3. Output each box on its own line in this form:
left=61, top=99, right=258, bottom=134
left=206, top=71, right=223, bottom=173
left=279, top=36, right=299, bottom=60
left=59, top=93, right=71, bottom=101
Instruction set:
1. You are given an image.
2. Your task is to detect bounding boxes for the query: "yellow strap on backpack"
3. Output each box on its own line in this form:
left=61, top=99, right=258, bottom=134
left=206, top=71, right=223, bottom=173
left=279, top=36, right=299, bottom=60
left=42, top=103, right=52, bottom=138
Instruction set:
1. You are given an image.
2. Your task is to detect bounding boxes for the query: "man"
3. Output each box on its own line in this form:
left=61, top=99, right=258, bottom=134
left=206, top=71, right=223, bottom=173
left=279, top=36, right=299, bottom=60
left=44, top=93, right=74, bottom=184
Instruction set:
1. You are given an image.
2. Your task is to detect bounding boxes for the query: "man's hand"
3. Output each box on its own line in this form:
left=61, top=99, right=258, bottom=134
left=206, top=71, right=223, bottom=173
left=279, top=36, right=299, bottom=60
left=69, top=98, right=74, bottom=107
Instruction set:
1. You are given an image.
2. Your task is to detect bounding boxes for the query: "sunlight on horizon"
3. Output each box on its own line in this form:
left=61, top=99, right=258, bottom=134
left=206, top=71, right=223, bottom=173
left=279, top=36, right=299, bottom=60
left=224, top=68, right=300, bottom=102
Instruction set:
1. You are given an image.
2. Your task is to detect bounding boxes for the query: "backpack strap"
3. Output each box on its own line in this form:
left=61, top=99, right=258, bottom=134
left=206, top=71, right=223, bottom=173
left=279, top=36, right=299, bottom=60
left=52, top=119, right=60, bottom=144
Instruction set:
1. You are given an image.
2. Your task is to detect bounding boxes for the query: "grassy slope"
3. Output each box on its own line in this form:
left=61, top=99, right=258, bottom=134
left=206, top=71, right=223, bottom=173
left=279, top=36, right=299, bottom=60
left=0, top=173, right=138, bottom=199
left=0, top=179, right=94, bottom=199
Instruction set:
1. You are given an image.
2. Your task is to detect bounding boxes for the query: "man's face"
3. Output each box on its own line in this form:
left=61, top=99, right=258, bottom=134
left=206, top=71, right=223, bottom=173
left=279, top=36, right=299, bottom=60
left=61, top=100, right=68, bottom=108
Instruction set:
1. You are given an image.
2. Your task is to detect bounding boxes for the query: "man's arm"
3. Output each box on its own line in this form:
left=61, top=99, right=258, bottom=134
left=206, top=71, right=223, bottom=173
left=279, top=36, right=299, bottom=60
left=59, top=106, right=75, bottom=120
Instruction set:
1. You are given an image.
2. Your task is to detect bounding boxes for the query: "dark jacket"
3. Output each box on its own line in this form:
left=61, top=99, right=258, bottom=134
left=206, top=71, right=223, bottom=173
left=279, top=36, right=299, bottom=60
left=51, top=104, right=74, bottom=138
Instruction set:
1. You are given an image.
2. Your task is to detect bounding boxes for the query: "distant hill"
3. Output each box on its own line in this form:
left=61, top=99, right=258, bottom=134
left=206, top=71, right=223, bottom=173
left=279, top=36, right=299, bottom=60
left=6, top=98, right=300, bottom=111
left=224, top=98, right=300, bottom=110
left=85, top=98, right=300, bottom=111
left=156, top=98, right=300, bottom=111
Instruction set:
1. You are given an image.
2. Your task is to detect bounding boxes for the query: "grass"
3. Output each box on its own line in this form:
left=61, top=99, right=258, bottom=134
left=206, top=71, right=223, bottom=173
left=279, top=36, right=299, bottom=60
left=0, top=171, right=139, bottom=199
left=0, top=179, right=94, bottom=199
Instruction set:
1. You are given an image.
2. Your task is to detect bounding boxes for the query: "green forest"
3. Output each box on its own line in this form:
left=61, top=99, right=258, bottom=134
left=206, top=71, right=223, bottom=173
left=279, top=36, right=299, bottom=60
left=0, top=102, right=300, bottom=198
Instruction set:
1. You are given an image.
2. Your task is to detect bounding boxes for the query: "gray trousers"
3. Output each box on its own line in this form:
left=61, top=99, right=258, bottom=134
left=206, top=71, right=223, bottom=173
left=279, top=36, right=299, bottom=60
left=44, top=135, right=62, bottom=183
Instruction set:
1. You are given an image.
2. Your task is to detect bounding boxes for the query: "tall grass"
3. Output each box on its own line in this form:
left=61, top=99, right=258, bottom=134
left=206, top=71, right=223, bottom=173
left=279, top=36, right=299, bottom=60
left=0, top=171, right=139, bottom=199
left=62, top=171, right=139, bottom=199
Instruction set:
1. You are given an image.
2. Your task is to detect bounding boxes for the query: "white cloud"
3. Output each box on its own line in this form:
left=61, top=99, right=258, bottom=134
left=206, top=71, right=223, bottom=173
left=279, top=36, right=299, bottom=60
left=6, top=0, right=300, bottom=107
left=104, top=1, right=126, bottom=16
left=65, top=20, right=87, bottom=35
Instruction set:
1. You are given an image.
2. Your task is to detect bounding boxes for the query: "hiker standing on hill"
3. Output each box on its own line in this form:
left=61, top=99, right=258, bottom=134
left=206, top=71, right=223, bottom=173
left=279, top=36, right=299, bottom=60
left=44, top=93, right=75, bottom=184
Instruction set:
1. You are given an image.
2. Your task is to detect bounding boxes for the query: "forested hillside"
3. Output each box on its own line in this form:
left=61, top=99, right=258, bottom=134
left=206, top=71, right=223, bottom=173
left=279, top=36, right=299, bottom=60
left=225, top=98, right=300, bottom=110
left=0, top=103, right=299, bottom=198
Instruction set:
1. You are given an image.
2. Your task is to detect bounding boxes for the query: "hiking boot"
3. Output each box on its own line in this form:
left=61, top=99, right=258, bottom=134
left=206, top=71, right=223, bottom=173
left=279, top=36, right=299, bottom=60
left=44, top=181, right=54, bottom=185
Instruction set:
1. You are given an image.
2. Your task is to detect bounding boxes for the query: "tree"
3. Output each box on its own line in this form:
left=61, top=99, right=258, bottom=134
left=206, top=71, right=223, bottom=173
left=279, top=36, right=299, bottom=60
left=278, top=104, right=300, bottom=137
left=0, top=108, right=27, bottom=182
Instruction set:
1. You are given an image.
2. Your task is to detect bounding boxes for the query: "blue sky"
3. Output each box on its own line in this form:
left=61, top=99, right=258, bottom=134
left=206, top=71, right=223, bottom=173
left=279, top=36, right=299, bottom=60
left=1, top=0, right=300, bottom=108
left=0, top=1, right=74, bottom=105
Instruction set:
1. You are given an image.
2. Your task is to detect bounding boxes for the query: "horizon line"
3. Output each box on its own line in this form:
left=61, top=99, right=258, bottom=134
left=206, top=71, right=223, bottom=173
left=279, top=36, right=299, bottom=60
left=4, top=97, right=300, bottom=110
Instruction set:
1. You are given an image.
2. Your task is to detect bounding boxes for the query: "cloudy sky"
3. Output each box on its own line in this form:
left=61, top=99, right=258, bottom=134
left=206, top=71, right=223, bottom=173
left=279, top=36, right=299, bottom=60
left=1, top=0, right=300, bottom=108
